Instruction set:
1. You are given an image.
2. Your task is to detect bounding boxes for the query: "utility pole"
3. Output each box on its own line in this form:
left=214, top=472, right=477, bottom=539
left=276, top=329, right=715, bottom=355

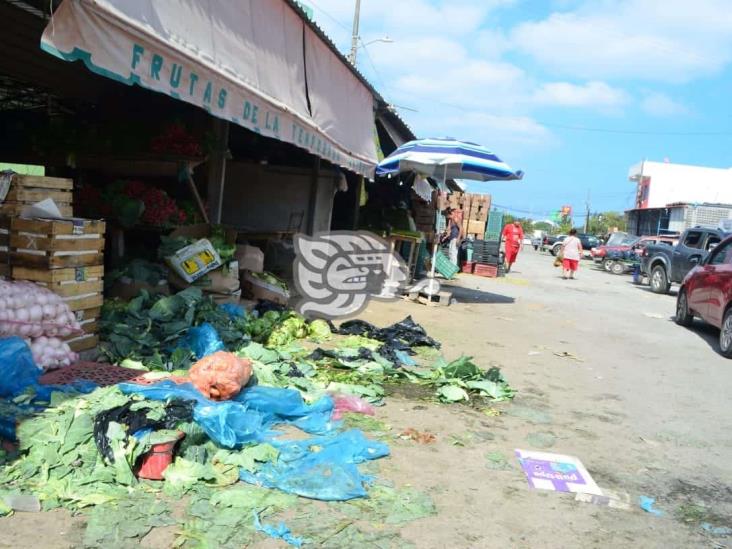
left=348, top=0, right=362, bottom=65
left=584, top=190, right=591, bottom=233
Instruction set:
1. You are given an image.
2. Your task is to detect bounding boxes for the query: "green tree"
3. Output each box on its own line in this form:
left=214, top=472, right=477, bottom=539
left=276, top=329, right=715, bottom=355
left=588, top=212, right=627, bottom=235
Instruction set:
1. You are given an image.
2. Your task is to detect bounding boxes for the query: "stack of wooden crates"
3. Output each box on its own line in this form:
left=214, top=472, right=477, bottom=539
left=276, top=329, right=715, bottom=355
left=5, top=174, right=105, bottom=353
left=448, top=192, right=491, bottom=238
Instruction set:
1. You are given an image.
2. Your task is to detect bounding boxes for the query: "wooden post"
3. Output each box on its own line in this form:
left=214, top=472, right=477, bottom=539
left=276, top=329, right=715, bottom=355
left=207, top=118, right=230, bottom=224
left=352, top=175, right=363, bottom=230
left=306, top=157, right=320, bottom=235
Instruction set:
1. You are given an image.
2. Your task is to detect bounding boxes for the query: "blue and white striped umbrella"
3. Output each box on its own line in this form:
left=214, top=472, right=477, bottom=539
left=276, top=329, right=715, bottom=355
left=376, top=138, right=523, bottom=182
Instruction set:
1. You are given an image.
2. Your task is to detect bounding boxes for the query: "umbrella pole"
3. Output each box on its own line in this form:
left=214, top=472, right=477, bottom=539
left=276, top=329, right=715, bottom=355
left=426, top=165, right=448, bottom=295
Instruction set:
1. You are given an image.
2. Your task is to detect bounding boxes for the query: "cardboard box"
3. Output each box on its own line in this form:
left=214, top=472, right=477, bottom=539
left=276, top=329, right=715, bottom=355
left=165, top=224, right=237, bottom=284
left=242, top=271, right=290, bottom=305
left=467, top=219, right=486, bottom=235
left=235, top=244, right=264, bottom=273
left=169, top=261, right=240, bottom=293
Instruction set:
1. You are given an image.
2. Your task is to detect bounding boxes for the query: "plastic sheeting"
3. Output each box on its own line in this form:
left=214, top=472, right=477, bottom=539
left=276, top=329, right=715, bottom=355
left=0, top=337, right=97, bottom=440
left=118, top=382, right=336, bottom=448
left=118, top=380, right=389, bottom=500
left=240, top=429, right=389, bottom=501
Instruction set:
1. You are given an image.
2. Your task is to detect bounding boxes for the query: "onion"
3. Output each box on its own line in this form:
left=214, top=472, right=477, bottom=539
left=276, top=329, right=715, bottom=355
left=16, top=308, right=30, bottom=323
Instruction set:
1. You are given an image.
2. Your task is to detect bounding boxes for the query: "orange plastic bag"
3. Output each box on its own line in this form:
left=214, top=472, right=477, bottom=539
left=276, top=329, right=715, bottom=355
left=189, top=351, right=253, bottom=401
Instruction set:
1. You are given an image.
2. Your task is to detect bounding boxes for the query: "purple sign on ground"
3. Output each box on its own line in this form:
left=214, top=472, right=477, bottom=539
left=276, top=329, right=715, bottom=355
left=515, top=449, right=602, bottom=495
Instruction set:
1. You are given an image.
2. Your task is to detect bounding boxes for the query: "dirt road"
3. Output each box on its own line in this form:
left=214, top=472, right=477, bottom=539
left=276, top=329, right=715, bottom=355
left=2, top=248, right=730, bottom=548
left=353, top=247, right=732, bottom=548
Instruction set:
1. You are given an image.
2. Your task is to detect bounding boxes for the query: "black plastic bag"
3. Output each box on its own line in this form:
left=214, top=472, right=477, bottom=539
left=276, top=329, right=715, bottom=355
left=93, top=399, right=194, bottom=462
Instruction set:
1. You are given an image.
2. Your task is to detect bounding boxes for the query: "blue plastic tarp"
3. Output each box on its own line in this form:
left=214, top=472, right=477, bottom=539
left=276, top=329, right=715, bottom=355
left=240, top=430, right=390, bottom=501
left=118, top=381, right=337, bottom=447
left=118, top=380, right=390, bottom=500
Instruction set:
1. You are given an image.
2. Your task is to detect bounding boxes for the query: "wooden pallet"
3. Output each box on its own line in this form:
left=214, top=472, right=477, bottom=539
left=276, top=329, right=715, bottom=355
left=407, top=289, right=452, bottom=307
left=9, top=217, right=105, bottom=269
left=7, top=174, right=73, bottom=190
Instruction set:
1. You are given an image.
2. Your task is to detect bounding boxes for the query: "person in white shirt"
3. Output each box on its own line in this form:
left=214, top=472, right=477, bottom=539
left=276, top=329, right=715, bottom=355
left=561, top=228, right=583, bottom=280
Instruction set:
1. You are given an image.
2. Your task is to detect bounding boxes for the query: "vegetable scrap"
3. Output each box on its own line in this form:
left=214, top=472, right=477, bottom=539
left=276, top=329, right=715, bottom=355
left=1, top=283, right=515, bottom=544
left=399, top=428, right=437, bottom=444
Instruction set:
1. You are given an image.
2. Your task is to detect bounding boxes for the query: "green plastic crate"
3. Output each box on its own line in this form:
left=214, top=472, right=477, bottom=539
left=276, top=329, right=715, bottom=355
left=435, top=250, right=459, bottom=279
left=485, top=209, right=504, bottom=241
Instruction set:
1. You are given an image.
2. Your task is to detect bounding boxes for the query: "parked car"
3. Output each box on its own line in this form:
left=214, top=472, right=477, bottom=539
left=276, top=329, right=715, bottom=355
left=541, top=234, right=566, bottom=252
left=676, top=235, right=732, bottom=357
left=550, top=233, right=599, bottom=257
left=641, top=227, right=729, bottom=294
left=592, top=235, right=678, bottom=271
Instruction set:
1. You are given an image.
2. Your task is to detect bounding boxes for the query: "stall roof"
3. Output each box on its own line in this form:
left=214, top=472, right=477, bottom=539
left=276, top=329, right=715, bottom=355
left=39, top=0, right=381, bottom=177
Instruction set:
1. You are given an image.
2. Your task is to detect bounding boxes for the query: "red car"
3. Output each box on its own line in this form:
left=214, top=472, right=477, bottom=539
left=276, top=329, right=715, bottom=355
left=676, top=235, right=732, bottom=357
left=592, top=235, right=677, bottom=270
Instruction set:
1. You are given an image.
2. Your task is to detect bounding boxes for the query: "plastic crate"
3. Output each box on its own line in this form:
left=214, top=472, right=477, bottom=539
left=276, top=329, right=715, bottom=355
left=474, top=264, right=498, bottom=278
left=435, top=250, right=459, bottom=279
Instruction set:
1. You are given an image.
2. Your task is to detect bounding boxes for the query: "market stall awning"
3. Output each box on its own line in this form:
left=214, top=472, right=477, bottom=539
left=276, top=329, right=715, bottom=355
left=40, top=0, right=378, bottom=177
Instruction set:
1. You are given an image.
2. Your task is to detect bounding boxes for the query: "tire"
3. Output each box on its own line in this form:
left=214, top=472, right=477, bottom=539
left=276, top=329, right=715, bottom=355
left=551, top=245, right=561, bottom=257
left=610, top=261, right=625, bottom=275
left=603, top=259, right=613, bottom=272
left=675, top=289, right=694, bottom=327
left=719, top=308, right=732, bottom=358
left=650, top=265, right=670, bottom=294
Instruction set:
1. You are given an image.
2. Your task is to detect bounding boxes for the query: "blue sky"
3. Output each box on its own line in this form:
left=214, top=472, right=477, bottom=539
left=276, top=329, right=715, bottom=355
left=306, top=0, right=732, bottom=222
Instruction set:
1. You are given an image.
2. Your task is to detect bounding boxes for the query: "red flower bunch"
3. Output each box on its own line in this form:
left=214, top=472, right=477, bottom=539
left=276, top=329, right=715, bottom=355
left=117, top=180, right=185, bottom=227
left=151, top=123, right=203, bottom=157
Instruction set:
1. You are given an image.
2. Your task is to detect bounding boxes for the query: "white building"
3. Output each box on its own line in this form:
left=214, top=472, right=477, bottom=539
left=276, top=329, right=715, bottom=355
left=628, top=160, right=732, bottom=209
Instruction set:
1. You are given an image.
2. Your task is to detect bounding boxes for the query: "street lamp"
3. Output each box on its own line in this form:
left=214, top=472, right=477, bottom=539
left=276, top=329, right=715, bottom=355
left=361, top=36, right=394, bottom=48
left=348, top=36, right=394, bottom=65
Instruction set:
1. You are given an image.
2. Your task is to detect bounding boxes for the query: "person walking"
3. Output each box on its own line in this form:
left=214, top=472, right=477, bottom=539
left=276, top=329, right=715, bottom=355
left=501, top=220, right=524, bottom=273
left=561, top=228, right=583, bottom=280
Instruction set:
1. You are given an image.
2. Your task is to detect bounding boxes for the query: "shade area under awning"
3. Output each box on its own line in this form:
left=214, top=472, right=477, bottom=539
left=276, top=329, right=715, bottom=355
left=41, top=0, right=378, bottom=177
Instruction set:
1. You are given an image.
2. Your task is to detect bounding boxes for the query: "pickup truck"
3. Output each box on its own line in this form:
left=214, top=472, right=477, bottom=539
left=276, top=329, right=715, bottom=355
left=641, top=227, right=729, bottom=294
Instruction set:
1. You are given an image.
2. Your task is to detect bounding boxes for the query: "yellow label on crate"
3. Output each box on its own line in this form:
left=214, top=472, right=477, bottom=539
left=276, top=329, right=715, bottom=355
left=197, top=249, right=216, bottom=266
left=166, top=238, right=222, bottom=283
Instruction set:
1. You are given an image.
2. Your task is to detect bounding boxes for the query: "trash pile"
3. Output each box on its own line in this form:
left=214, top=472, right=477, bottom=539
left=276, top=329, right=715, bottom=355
left=0, top=286, right=516, bottom=545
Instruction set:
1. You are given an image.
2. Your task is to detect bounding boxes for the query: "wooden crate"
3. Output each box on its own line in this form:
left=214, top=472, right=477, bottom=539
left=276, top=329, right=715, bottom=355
left=9, top=217, right=105, bottom=269
left=66, top=334, right=99, bottom=353
left=0, top=215, right=8, bottom=278
left=1, top=203, right=74, bottom=217
left=3, top=174, right=73, bottom=215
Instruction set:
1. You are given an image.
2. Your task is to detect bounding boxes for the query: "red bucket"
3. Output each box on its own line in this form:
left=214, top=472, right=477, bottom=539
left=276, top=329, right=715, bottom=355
left=136, top=431, right=184, bottom=480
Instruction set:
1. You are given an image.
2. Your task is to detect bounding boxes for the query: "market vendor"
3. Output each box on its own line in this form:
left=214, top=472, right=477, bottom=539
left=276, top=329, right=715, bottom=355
left=501, top=220, right=524, bottom=273
left=440, top=208, right=464, bottom=265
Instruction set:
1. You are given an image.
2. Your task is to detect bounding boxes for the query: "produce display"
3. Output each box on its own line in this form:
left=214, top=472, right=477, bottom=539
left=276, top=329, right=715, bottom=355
left=0, top=280, right=80, bottom=369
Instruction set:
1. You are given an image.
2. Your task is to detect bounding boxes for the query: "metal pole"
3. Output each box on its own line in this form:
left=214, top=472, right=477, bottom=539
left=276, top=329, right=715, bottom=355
left=206, top=118, right=229, bottom=224
left=348, top=0, right=362, bottom=64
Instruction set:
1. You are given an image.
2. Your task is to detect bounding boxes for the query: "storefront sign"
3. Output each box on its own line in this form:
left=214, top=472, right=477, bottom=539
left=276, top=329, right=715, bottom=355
left=41, top=0, right=377, bottom=177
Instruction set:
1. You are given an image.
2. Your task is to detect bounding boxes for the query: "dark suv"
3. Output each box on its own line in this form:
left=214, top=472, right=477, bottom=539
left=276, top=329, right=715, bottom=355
left=550, top=233, right=599, bottom=257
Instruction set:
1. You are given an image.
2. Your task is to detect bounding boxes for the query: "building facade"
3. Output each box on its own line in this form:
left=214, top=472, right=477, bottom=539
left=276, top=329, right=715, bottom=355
left=629, top=160, right=732, bottom=209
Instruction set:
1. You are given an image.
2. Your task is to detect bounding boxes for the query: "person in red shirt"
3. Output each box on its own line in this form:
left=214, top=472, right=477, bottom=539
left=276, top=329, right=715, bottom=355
left=501, top=220, right=524, bottom=273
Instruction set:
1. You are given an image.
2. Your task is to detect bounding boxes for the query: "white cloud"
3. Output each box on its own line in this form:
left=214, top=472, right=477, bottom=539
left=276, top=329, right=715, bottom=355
left=511, top=0, right=732, bottom=83
left=641, top=92, right=689, bottom=117
left=533, top=81, right=629, bottom=108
